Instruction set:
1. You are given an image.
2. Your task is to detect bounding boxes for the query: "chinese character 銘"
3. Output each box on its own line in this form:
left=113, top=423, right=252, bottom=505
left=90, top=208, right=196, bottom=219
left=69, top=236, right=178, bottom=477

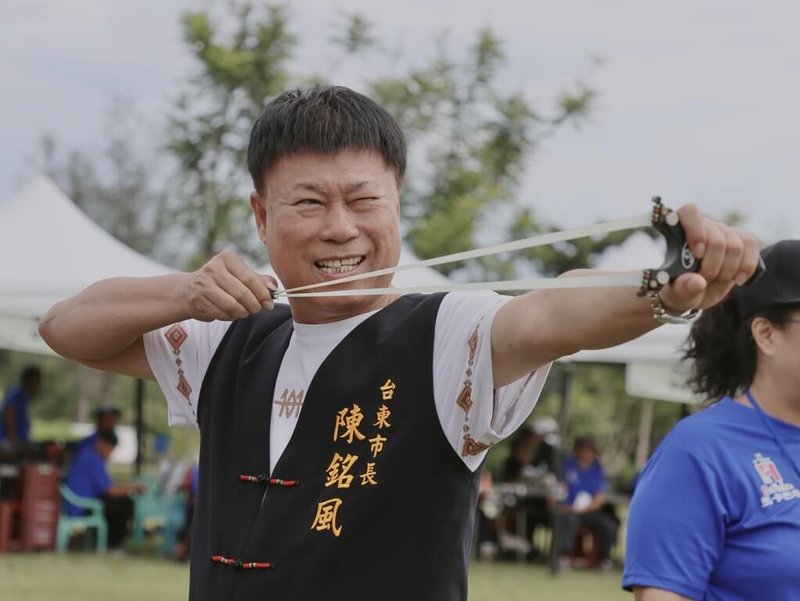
left=325, top=453, right=359, bottom=489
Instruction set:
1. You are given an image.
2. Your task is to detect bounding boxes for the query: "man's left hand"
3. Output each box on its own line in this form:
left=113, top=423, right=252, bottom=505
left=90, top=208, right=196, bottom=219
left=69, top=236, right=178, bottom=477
left=658, top=203, right=760, bottom=314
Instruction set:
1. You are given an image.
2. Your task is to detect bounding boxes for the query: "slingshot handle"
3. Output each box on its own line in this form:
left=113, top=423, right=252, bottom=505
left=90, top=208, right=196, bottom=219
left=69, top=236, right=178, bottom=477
left=638, top=197, right=765, bottom=296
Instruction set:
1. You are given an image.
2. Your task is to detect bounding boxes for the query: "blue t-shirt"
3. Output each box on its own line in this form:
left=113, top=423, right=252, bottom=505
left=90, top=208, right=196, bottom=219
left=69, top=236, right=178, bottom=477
left=0, top=385, right=31, bottom=443
left=562, top=456, right=606, bottom=505
left=623, top=397, right=800, bottom=600
left=63, top=446, right=111, bottom=516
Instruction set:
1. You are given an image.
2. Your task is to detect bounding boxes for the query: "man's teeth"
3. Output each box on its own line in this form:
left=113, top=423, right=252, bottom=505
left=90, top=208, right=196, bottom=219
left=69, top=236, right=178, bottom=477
left=315, top=257, right=364, bottom=273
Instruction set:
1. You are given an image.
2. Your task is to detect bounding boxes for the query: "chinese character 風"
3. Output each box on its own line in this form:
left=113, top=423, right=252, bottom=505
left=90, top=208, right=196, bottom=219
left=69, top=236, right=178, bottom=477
left=311, top=498, right=344, bottom=537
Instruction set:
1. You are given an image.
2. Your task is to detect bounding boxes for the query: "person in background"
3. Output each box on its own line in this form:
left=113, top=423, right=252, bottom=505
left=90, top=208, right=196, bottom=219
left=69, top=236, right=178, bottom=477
left=63, top=430, right=144, bottom=551
left=554, top=435, right=618, bottom=569
left=0, top=365, right=42, bottom=454
left=175, top=463, right=199, bottom=561
left=75, top=403, right=121, bottom=454
left=502, top=417, right=557, bottom=481
left=623, top=240, right=800, bottom=600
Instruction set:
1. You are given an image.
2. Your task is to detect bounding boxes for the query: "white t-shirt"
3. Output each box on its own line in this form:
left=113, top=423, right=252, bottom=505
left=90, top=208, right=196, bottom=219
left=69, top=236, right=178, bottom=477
left=143, top=292, right=550, bottom=472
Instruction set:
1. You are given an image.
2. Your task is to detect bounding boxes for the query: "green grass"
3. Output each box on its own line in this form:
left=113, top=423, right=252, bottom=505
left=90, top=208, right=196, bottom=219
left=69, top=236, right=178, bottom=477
left=0, top=554, right=627, bottom=600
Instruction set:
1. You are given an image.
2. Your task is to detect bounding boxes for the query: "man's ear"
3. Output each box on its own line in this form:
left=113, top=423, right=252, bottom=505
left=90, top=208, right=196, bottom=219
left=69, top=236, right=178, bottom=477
left=250, top=192, right=268, bottom=244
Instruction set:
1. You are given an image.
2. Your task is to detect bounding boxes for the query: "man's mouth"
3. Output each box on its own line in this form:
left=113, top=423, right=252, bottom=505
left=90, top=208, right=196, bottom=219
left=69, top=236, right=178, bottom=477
left=314, top=256, right=366, bottom=275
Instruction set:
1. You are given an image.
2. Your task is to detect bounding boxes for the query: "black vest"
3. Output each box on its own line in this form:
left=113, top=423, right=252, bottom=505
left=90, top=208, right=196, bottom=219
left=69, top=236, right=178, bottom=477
left=190, top=294, right=481, bottom=601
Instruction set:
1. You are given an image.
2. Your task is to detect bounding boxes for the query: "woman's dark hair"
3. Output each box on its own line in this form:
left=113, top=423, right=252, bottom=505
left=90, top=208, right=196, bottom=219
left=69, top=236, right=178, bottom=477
left=247, top=85, right=406, bottom=192
left=684, top=298, right=800, bottom=401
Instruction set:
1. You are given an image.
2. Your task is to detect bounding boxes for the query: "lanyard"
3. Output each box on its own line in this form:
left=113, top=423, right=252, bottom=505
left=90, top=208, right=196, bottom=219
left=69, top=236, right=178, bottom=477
left=273, top=198, right=698, bottom=299
left=744, top=389, right=800, bottom=484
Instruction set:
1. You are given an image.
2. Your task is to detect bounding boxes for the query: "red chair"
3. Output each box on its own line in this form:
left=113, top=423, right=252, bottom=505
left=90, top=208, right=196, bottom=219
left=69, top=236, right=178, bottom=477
left=569, top=525, right=600, bottom=569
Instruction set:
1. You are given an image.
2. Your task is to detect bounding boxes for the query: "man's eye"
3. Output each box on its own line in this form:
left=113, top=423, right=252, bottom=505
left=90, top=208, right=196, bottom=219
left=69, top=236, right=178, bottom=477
left=296, top=198, right=323, bottom=206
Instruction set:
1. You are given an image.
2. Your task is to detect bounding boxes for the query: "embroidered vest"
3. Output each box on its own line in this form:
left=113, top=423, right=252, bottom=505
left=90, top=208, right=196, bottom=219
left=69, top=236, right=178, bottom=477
left=189, top=294, right=481, bottom=601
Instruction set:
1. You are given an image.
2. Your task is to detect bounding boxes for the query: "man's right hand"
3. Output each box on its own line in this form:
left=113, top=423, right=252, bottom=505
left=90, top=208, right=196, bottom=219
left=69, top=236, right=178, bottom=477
left=183, top=251, right=277, bottom=322
left=38, top=251, right=278, bottom=380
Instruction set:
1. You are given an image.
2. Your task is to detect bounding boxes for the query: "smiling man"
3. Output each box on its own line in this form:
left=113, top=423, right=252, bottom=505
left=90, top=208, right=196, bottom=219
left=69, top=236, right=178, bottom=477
left=39, top=86, right=759, bottom=601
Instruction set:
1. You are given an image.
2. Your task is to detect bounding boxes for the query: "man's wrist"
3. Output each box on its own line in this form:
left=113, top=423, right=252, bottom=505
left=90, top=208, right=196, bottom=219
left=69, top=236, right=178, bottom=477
left=648, top=291, right=699, bottom=325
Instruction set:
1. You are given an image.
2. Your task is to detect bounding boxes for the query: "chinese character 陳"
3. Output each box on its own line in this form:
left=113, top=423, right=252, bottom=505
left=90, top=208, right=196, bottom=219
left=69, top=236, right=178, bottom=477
left=311, top=498, right=344, bottom=537
left=379, top=378, right=396, bottom=401
left=325, top=453, right=359, bottom=489
left=369, top=433, right=388, bottom=458
left=333, top=404, right=367, bottom=443
left=374, top=405, right=392, bottom=429
left=360, top=462, right=378, bottom=486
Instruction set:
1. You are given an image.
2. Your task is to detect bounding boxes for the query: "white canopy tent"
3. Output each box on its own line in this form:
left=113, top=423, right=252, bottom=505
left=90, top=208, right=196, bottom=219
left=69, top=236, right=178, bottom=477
left=564, top=231, right=697, bottom=404
left=0, top=176, right=174, bottom=354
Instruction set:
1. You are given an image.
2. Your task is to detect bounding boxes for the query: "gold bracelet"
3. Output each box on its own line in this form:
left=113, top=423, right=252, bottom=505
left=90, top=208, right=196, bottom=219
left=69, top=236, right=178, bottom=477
left=648, top=291, right=700, bottom=325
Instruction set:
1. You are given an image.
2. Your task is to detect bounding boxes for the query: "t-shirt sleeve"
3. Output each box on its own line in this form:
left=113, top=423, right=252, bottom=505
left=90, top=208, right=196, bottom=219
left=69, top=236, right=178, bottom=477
left=622, top=446, right=726, bottom=599
left=433, top=291, right=552, bottom=472
left=142, top=319, right=232, bottom=427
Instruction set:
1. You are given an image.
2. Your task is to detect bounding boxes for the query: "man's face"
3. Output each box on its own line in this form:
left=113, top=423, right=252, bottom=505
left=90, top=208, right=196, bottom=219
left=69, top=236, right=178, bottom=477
left=251, top=149, right=402, bottom=324
left=97, top=413, right=118, bottom=433
left=25, top=376, right=42, bottom=398
left=575, top=446, right=597, bottom=467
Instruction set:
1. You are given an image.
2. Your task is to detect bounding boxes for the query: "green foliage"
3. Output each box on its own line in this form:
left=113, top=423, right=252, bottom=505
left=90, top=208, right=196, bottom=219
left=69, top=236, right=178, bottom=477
left=166, top=2, right=297, bottom=268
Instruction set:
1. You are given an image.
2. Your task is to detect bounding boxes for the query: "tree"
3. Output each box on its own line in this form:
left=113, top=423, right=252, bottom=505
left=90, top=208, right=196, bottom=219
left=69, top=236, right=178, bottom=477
left=166, top=2, right=298, bottom=269
left=32, top=97, right=170, bottom=262
left=166, top=5, right=640, bottom=279
left=366, top=31, right=637, bottom=280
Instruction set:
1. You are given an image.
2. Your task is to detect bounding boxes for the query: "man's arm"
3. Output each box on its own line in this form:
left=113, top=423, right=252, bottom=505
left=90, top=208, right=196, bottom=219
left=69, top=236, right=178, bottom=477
left=491, top=204, right=760, bottom=386
left=38, top=252, right=276, bottom=379
left=634, top=587, right=694, bottom=601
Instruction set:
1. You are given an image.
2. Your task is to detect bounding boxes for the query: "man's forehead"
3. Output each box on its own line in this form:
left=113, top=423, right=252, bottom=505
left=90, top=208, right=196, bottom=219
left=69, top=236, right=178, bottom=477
left=291, top=180, right=376, bottom=195
left=262, top=150, right=397, bottom=191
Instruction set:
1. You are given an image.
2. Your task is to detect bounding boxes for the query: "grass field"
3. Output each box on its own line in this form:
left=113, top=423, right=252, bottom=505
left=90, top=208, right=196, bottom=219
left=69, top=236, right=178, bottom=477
left=0, top=554, right=627, bottom=600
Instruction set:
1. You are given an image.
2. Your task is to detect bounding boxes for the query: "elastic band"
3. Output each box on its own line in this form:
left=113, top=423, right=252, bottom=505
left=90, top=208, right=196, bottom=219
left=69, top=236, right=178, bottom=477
left=278, top=212, right=650, bottom=296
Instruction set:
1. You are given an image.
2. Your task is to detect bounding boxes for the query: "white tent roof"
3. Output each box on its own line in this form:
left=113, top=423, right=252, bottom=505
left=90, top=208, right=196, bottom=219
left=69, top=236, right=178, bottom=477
left=561, top=233, right=698, bottom=402
left=0, top=176, right=173, bottom=318
left=0, top=176, right=174, bottom=354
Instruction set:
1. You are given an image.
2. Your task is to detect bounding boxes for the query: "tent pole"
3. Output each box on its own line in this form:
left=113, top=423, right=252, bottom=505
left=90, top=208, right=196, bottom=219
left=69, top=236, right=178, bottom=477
left=135, top=378, right=144, bottom=476
left=549, top=363, right=574, bottom=576
left=635, top=398, right=656, bottom=470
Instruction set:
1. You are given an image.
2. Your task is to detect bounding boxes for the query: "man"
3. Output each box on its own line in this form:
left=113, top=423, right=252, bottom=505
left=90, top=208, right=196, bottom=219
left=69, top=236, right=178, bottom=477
left=0, top=365, right=42, bottom=453
left=38, top=85, right=759, bottom=600
left=63, top=430, right=144, bottom=550
left=555, top=435, right=619, bottom=568
left=75, top=403, right=121, bottom=454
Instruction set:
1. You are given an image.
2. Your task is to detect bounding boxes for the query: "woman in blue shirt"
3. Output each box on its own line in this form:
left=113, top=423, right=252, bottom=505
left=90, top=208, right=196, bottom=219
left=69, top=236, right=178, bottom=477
left=623, top=240, right=800, bottom=600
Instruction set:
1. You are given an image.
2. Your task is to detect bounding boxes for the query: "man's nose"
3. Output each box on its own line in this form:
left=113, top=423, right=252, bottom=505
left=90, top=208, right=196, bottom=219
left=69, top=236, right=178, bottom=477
left=320, top=203, right=359, bottom=243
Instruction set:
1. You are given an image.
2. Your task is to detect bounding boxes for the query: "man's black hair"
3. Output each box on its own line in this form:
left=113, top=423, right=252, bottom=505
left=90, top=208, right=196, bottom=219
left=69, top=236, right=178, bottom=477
left=20, top=365, right=41, bottom=385
left=247, top=85, right=407, bottom=192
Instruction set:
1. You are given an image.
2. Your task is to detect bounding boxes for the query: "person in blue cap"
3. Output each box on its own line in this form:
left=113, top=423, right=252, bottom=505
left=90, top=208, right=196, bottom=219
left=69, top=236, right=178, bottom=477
left=623, top=240, right=800, bottom=601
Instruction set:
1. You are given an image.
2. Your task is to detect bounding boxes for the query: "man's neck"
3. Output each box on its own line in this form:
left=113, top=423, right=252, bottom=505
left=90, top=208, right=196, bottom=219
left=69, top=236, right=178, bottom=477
left=739, top=376, right=800, bottom=427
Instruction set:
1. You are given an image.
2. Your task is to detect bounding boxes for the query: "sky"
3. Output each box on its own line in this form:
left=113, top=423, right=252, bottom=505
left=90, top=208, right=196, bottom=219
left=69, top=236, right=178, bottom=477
left=2, top=0, right=798, bottom=247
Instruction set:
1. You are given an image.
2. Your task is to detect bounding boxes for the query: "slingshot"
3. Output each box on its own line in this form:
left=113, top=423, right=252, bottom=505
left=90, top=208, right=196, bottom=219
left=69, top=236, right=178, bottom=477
left=271, top=198, right=757, bottom=299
